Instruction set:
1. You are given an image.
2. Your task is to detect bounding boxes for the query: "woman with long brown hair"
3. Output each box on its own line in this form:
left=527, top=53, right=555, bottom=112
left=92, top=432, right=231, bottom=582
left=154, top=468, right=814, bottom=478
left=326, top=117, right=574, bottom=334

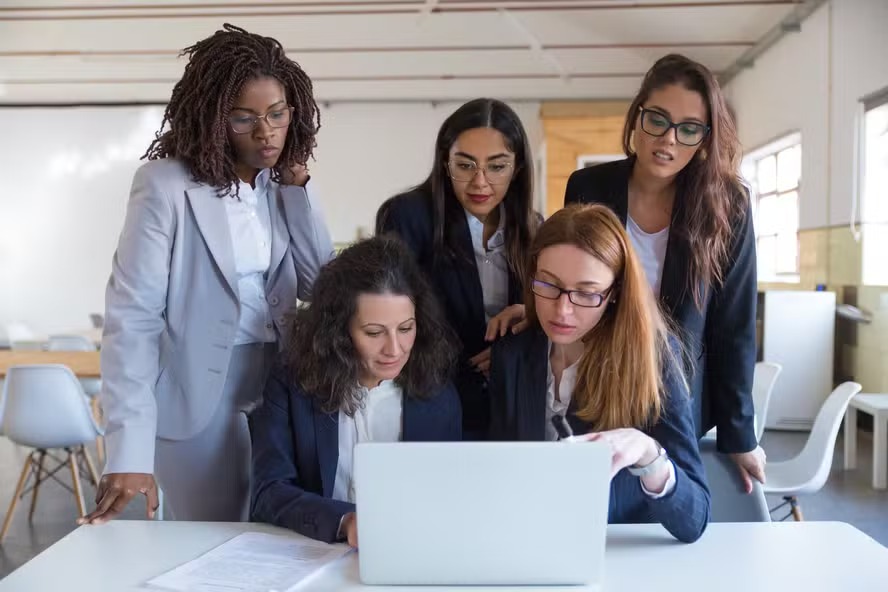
left=489, top=205, right=710, bottom=544
left=564, top=54, right=764, bottom=491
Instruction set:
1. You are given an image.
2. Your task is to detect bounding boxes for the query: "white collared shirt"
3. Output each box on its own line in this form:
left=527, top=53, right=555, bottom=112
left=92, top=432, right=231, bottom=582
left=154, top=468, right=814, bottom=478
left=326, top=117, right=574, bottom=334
left=545, top=343, right=676, bottom=498
left=627, top=215, right=670, bottom=299
left=465, top=206, right=509, bottom=321
left=332, top=380, right=404, bottom=504
left=226, top=169, right=275, bottom=345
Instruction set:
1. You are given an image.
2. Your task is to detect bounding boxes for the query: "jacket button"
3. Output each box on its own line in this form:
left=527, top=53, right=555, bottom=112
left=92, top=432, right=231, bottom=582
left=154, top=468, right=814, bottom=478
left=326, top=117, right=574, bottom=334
left=269, top=296, right=280, bottom=306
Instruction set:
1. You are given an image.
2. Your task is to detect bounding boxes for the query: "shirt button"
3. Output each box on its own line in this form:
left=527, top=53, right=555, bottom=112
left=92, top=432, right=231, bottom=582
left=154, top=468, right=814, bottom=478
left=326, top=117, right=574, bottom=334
left=266, top=323, right=273, bottom=330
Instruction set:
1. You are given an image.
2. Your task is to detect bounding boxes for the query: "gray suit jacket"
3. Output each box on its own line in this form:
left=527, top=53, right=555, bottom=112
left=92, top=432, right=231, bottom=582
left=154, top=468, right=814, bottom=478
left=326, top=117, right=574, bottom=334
left=101, top=158, right=334, bottom=475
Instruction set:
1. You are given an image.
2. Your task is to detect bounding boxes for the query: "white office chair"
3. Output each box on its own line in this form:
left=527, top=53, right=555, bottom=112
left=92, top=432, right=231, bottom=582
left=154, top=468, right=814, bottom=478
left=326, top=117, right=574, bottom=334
left=0, top=365, right=104, bottom=542
left=763, top=381, right=862, bottom=521
left=752, top=362, right=782, bottom=442
left=45, top=335, right=105, bottom=463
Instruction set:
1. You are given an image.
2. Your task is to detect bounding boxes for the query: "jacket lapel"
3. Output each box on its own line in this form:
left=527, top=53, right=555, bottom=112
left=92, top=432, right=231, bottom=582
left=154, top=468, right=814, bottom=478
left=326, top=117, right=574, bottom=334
left=265, top=182, right=289, bottom=287
left=312, top=401, right=339, bottom=498
left=186, top=184, right=239, bottom=299
left=451, top=213, right=487, bottom=331
left=519, top=331, right=549, bottom=440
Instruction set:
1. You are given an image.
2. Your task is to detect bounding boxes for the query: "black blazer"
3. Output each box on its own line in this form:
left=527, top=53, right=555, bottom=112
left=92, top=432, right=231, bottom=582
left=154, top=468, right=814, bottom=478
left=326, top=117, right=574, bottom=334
left=377, top=189, right=523, bottom=440
left=250, top=363, right=462, bottom=543
left=564, top=158, right=758, bottom=454
left=489, top=328, right=710, bottom=543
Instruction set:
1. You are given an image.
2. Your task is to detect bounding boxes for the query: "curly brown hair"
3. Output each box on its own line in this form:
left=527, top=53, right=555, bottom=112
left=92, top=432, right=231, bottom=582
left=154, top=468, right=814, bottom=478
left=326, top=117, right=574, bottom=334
left=143, top=23, right=319, bottom=195
left=285, top=236, right=459, bottom=416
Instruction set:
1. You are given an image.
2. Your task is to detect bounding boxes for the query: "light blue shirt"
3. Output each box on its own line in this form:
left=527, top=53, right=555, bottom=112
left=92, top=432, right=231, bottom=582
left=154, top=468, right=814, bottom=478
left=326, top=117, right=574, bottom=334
left=465, top=206, right=509, bottom=322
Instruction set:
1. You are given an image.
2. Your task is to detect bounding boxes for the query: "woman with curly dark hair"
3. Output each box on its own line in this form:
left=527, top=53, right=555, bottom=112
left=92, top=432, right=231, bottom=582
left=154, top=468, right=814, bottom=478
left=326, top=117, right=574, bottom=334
left=81, top=24, right=334, bottom=525
left=250, top=236, right=461, bottom=547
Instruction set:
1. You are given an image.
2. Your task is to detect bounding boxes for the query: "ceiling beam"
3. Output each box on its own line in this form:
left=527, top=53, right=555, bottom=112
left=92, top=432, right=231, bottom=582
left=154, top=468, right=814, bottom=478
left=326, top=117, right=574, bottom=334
left=0, top=1, right=804, bottom=21
left=0, top=41, right=756, bottom=59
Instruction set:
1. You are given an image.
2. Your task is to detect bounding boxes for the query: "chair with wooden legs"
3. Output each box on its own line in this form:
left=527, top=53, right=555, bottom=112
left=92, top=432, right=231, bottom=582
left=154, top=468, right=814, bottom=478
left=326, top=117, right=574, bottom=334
left=0, top=365, right=104, bottom=542
left=46, top=335, right=105, bottom=464
left=764, top=382, right=862, bottom=521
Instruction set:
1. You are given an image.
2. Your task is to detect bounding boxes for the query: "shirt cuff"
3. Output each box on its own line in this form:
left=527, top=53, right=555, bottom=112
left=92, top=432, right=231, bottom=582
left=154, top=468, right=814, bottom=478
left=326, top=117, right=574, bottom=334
left=640, top=459, right=676, bottom=499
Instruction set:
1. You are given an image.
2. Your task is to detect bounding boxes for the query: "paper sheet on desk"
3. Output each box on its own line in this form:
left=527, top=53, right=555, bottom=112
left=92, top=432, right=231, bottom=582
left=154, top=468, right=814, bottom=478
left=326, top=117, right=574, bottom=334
left=145, top=532, right=351, bottom=592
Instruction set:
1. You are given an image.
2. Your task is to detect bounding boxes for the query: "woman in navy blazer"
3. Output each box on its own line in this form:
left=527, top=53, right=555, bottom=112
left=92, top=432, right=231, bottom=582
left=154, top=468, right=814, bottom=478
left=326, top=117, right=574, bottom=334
left=489, top=205, right=710, bottom=543
left=376, top=99, right=540, bottom=440
left=250, top=236, right=461, bottom=546
left=563, top=54, right=764, bottom=492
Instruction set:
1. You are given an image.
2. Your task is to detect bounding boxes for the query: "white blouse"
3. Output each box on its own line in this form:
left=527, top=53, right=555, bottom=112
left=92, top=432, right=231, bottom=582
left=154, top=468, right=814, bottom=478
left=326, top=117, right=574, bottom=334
left=465, top=206, right=509, bottom=321
left=331, top=380, right=404, bottom=503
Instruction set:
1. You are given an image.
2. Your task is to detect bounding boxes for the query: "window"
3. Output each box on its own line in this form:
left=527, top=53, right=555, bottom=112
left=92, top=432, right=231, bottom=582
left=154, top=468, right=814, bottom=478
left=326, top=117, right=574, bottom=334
left=861, top=91, right=888, bottom=286
left=741, top=133, right=801, bottom=283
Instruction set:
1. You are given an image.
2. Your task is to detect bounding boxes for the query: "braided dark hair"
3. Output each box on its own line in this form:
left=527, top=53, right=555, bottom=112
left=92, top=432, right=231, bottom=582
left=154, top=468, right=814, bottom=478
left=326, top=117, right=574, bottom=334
left=143, top=23, right=319, bottom=195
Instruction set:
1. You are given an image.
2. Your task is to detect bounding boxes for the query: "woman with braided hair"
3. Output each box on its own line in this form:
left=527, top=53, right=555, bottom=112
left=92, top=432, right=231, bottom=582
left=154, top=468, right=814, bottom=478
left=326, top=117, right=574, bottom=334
left=81, top=24, right=334, bottom=524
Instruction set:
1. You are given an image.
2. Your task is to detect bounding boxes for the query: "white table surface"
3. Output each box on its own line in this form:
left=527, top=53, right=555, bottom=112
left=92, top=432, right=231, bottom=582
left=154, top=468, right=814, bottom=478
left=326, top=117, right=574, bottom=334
left=1, top=520, right=886, bottom=592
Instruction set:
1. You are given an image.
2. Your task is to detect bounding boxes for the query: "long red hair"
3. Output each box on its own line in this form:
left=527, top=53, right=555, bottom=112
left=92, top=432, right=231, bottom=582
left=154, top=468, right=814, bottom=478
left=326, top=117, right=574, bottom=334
left=525, top=204, right=677, bottom=429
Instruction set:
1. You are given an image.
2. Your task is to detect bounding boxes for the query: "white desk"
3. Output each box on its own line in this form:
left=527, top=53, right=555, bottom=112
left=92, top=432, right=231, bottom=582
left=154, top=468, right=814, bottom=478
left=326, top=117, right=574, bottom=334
left=2, top=521, right=886, bottom=591
left=844, top=393, right=888, bottom=489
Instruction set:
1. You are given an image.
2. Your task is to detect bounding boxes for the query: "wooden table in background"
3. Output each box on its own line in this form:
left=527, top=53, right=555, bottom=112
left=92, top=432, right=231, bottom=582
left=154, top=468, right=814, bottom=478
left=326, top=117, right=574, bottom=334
left=0, top=351, right=101, bottom=378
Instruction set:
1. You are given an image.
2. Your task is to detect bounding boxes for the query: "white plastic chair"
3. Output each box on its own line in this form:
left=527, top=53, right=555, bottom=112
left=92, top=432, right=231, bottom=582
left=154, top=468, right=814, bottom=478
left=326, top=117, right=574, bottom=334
left=763, top=381, right=862, bottom=521
left=752, top=362, right=782, bottom=442
left=46, top=335, right=105, bottom=462
left=0, top=365, right=104, bottom=542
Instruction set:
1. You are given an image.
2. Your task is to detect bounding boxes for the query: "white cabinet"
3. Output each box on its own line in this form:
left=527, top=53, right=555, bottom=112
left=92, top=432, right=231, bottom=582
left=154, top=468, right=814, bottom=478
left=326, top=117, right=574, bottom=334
left=758, top=290, right=836, bottom=430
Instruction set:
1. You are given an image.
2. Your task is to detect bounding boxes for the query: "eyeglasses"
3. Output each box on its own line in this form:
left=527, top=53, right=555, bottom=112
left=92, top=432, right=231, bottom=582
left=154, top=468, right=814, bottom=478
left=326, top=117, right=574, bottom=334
left=531, top=279, right=615, bottom=309
left=638, top=107, right=710, bottom=147
left=447, top=158, right=515, bottom=185
left=229, top=106, right=295, bottom=134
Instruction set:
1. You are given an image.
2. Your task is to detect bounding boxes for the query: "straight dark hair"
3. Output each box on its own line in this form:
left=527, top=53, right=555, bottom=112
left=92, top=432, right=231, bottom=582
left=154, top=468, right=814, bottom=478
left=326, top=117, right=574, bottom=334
left=285, top=236, right=458, bottom=415
left=378, top=98, right=538, bottom=287
left=623, top=54, right=747, bottom=307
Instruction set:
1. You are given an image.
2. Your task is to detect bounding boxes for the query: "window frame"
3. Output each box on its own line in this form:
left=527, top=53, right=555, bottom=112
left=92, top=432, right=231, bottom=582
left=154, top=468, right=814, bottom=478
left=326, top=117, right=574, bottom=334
left=742, top=132, right=802, bottom=284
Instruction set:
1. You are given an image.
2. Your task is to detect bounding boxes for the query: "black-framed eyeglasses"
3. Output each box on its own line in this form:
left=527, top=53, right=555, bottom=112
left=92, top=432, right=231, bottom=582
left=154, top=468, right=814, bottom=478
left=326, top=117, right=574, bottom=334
left=229, top=106, right=295, bottom=134
left=531, top=279, right=615, bottom=308
left=447, top=159, right=515, bottom=185
left=638, top=107, right=710, bottom=147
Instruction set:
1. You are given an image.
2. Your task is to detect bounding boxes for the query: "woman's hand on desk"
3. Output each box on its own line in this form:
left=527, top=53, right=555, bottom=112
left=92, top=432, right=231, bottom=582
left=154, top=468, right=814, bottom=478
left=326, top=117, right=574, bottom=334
left=77, top=473, right=159, bottom=525
left=340, top=512, right=359, bottom=548
left=730, top=446, right=767, bottom=494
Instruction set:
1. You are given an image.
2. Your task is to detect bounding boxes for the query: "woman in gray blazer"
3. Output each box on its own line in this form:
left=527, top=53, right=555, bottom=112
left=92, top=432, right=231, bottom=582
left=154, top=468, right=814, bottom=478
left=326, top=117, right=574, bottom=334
left=80, top=24, right=334, bottom=524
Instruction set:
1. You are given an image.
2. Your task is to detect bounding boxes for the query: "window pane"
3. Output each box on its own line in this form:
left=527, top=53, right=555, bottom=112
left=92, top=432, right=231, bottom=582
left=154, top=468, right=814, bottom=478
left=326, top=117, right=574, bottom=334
left=776, top=233, right=799, bottom=274
left=757, top=236, right=776, bottom=279
left=757, top=194, right=778, bottom=236
left=757, top=155, right=777, bottom=194
left=777, top=144, right=801, bottom=192
left=776, top=191, right=799, bottom=234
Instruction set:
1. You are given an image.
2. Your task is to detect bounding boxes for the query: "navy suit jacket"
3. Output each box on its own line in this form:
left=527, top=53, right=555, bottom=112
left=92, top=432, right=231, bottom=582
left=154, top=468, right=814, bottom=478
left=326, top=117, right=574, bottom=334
left=489, top=328, right=711, bottom=543
left=376, top=189, right=523, bottom=439
left=250, top=363, right=462, bottom=543
left=564, top=157, right=758, bottom=454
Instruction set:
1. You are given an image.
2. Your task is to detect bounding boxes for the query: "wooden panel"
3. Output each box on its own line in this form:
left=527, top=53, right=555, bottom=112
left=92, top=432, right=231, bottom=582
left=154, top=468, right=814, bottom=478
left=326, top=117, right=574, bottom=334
left=541, top=103, right=629, bottom=216
left=0, top=351, right=101, bottom=378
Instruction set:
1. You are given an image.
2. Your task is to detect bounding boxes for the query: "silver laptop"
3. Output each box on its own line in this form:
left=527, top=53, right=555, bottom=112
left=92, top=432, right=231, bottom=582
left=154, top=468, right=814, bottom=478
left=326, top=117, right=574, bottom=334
left=354, top=441, right=611, bottom=587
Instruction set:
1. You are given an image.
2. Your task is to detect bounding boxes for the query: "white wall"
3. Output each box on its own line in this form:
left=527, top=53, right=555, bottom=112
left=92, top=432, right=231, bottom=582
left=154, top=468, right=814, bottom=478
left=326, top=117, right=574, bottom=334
left=725, top=0, right=888, bottom=229
left=0, top=101, right=541, bottom=336
left=310, top=101, right=542, bottom=242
